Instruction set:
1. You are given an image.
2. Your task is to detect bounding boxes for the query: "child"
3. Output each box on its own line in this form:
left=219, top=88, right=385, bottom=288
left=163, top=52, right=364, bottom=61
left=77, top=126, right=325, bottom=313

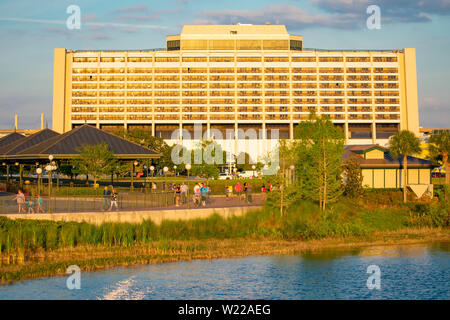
left=27, top=197, right=35, bottom=214
left=35, top=194, right=45, bottom=213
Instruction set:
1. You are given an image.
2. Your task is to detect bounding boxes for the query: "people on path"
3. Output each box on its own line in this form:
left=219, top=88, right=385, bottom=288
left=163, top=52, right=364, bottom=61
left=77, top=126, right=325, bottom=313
left=267, top=182, right=272, bottom=192
left=243, top=182, right=248, bottom=202
left=35, top=194, right=45, bottom=213
left=246, top=184, right=253, bottom=203
left=200, top=183, right=208, bottom=207
left=181, top=182, right=189, bottom=205
left=235, top=182, right=243, bottom=201
left=225, top=185, right=233, bottom=199
left=193, top=183, right=201, bottom=207
left=108, top=189, right=119, bottom=211
left=102, top=186, right=111, bottom=211
left=13, top=190, right=26, bottom=213
left=26, top=197, right=35, bottom=214
left=174, top=184, right=181, bottom=207
left=261, top=184, right=267, bottom=193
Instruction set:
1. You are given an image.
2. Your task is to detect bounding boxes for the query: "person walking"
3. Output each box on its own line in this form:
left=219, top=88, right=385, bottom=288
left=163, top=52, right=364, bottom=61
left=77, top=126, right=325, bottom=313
left=26, top=197, right=35, bottom=214
left=102, top=186, right=111, bottom=211
left=225, top=185, right=232, bottom=200
left=108, top=189, right=119, bottom=211
left=243, top=182, right=248, bottom=203
left=200, top=183, right=208, bottom=207
left=174, top=184, right=181, bottom=207
left=193, top=183, right=201, bottom=207
left=13, top=190, right=26, bottom=213
left=35, top=194, right=45, bottom=213
left=181, top=182, right=189, bottom=205
left=246, top=184, right=253, bottom=203
left=235, top=182, right=243, bottom=201
left=261, top=184, right=267, bottom=193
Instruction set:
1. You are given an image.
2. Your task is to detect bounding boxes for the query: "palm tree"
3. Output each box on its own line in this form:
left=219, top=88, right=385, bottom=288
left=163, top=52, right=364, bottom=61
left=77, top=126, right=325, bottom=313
left=429, top=131, right=450, bottom=185
left=389, top=130, right=421, bottom=202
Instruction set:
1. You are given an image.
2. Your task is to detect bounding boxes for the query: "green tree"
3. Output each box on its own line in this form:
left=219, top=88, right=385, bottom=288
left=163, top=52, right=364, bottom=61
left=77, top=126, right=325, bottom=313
left=429, top=131, right=450, bottom=185
left=113, top=128, right=173, bottom=171
left=72, top=143, right=118, bottom=186
left=343, top=156, right=364, bottom=198
left=294, top=113, right=345, bottom=211
left=389, top=130, right=421, bottom=202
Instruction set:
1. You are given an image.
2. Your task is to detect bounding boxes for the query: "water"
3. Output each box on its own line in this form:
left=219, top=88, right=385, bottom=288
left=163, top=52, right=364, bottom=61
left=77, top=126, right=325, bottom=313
left=1, top=242, right=449, bottom=300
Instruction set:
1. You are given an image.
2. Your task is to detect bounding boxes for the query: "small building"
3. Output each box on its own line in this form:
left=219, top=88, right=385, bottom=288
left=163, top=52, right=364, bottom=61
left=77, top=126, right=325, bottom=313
left=343, top=144, right=434, bottom=189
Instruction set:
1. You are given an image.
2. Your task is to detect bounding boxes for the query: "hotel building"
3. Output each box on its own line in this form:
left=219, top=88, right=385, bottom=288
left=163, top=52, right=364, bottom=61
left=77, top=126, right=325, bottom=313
left=52, top=24, right=420, bottom=160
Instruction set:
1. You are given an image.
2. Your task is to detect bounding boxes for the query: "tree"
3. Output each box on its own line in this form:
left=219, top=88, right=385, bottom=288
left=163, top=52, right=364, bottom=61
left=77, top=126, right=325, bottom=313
left=389, top=130, right=421, bottom=202
left=343, top=156, right=364, bottom=198
left=113, top=128, right=173, bottom=171
left=72, top=143, right=118, bottom=186
left=294, top=113, right=345, bottom=211
left=429, top=131, right=450, bottom=185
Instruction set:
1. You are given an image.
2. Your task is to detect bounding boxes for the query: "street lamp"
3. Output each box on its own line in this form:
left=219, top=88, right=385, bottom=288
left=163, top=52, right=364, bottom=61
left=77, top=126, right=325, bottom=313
left=36, top=167, right=42, bottom=195
left=45, top=164, right=56, bottom=213
left=185, top=163, right=191, bottom=208
left=173, top=165, right=177, bottom=176
left=131, top=161, right=138, bottom=192
left=163, top=166, right=168, bottom=176
left=252, top=165, right=256, bottom=178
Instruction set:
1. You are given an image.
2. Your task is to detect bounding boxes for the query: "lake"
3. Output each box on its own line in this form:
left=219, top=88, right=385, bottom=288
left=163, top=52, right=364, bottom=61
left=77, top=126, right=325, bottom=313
left=0, top=242, right=448, bottom=300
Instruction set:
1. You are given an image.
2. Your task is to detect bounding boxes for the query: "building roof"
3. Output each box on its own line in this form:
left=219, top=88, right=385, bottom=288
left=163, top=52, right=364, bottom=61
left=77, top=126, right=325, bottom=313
left=9, top=124, right=159, bottom=160
left=0, top=132, right=25, bottom=148
left=0, top=129, right=60, bottom=156
left=181, top=24, right=289, bottom=36
left=343, top=144, right=433, bottom=168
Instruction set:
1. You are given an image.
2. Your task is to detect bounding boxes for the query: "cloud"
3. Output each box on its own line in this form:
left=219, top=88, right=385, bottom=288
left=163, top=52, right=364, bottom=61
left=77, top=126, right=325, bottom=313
left=111, top=4, right=150, bottom=14
left=311, top=0, right=450, bottom=24
left=190, top=4, right=362, bottom=30
left=88, top=33, right=114, bottom=41
left=82, top=13, right=99, bottom=23
left=419, top=96, right=450, bottom=128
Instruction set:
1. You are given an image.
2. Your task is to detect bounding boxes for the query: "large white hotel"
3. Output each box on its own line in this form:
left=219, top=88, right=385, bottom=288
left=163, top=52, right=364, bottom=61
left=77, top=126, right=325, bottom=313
left=52, top=24, right=420, bottom=160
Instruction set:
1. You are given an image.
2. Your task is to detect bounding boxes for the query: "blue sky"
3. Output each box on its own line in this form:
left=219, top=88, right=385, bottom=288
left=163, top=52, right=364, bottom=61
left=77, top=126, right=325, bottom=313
left=0, top=0, right=449, bottom=129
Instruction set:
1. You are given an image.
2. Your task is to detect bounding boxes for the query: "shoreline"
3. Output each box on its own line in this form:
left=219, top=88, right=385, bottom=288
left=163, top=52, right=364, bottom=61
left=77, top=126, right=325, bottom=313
left=1, top=227, right=448, bottom=286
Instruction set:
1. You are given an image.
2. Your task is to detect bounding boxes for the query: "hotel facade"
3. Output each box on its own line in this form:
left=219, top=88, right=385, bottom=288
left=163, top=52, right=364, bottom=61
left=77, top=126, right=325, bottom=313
left=52, top=24, right=420, bottom=160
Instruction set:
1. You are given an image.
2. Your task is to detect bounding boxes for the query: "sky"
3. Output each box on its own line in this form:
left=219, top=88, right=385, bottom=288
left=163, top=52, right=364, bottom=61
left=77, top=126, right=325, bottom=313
left=0, top=0, right=449, bottom=129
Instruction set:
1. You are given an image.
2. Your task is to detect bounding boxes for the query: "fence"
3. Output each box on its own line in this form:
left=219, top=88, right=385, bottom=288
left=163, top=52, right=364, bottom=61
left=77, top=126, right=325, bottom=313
left=0, top=191, right=176, bottom=214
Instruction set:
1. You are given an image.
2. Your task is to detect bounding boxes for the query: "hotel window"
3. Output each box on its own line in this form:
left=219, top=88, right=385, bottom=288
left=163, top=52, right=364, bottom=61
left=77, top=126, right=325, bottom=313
left=209, top=40, right=235, bottom=50
left=292, top=57, right=315, bottom=62
left=127, top=76, right=151, bottom=81
left=155, top=57, right=179, bottom=62
left=237, top=40, right=261, bottom=50
left=263, top=40, right=289, bottom=50
left=73, top=57, right=98, bottom=63
left=347, top=68, right=370, bottom=73
left=319, top=57, right=343, bottom=62
left=154, top=68, right=178, bottom=73
left=319, top=68, right=343, bottom=73
left=264, top=57, right=289, bottom=62
left=373, top=68, right=398, bottom=73
left=346, top=57, right=370, bottom=62
left=265, top=68, right=289, bottom=73
left=128, top=57, right=153, bottom=62
left=167, top=40, right=180, bottom=51
left=373, top=57, right=398, bottom=62
left=237, top=57, right=261, bottom=62
left=182, top=57, right=207, bottom=62
left=290, top=40, right=302, bottom=51
left=182, top=68, right=207, bottom=73
left=128, top=68, right=152, bottom=73
left=293, top=68, right=316, bottom=73
left=209, top=56, right=234, bottom=62
left=237, top=68, right=261, bottom=73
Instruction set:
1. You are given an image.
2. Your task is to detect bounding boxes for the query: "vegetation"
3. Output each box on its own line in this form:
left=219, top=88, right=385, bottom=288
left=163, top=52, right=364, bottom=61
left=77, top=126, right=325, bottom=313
left=293, top=113, right=345, bottom=210
left=389, top=130, right=421, bottom=203
left=343, top=156, right=364, bottom=198
left=72, top=143, right=118, bottom=186
left=429, top=130, right=450, bottom=185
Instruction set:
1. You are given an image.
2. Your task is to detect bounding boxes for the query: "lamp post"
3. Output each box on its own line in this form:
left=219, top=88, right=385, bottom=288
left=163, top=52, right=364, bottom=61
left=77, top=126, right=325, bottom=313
left=163, top=166, right=168, bottom=177
left=173, top=165, right=177, bottom=176
left=233, top=167, right=237, bottom=178
left=131, top=160, right=138, bottom=192
left=252, top=165, right=256, bottom=178
left=45, top=164, right=56, bottom=213
left=36, top=167, right=42, bottom=195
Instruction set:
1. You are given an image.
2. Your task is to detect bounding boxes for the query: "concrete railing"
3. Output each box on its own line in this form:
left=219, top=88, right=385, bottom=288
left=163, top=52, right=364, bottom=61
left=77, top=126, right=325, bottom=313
left=0, top=205, right=263, bottom=225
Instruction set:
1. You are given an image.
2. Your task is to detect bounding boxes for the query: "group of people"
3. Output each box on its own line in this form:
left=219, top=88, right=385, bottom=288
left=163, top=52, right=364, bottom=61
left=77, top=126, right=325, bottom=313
left=102, top=187, right=119, bottom=211
left=13, top=189, right=44, bottom=214
left=172, top=182, right=211, bottom=207
left=225, top=182, right=253, bottom=203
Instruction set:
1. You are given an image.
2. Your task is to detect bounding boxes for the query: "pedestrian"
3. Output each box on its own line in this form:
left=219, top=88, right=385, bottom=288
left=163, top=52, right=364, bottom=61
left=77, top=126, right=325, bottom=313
left=206, top=184, right=211, bottom=204
left=243, top=182, right=248, bottom=202
left=193, top=183, right=201, bottom=207
left=267, top=181, right=272, bottom=192
left=181, top=182, right=189, bottom=205
left=162, top=181, right=166, bottom=191
left=13, top=190, right=26, bottom=213
left=200, top=183, right=208, bottom=207
left=35, top=194, right=45, bottom=213
left=261, top=184, right=266, bottom=193
left=225, top=185, right=232, bottom=199
left=26, top=197, right=35, bottom=214
left=235, top=181, right=243, bottom=201
left=152, top=181, right=157, bottom=191
left=174, top=184, right=181, bottom=207
left=102, top=186, right=111, bottom=211
left=108, top=189, right=119, bottom=211
left=247, top=184, right=253, bottom=203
